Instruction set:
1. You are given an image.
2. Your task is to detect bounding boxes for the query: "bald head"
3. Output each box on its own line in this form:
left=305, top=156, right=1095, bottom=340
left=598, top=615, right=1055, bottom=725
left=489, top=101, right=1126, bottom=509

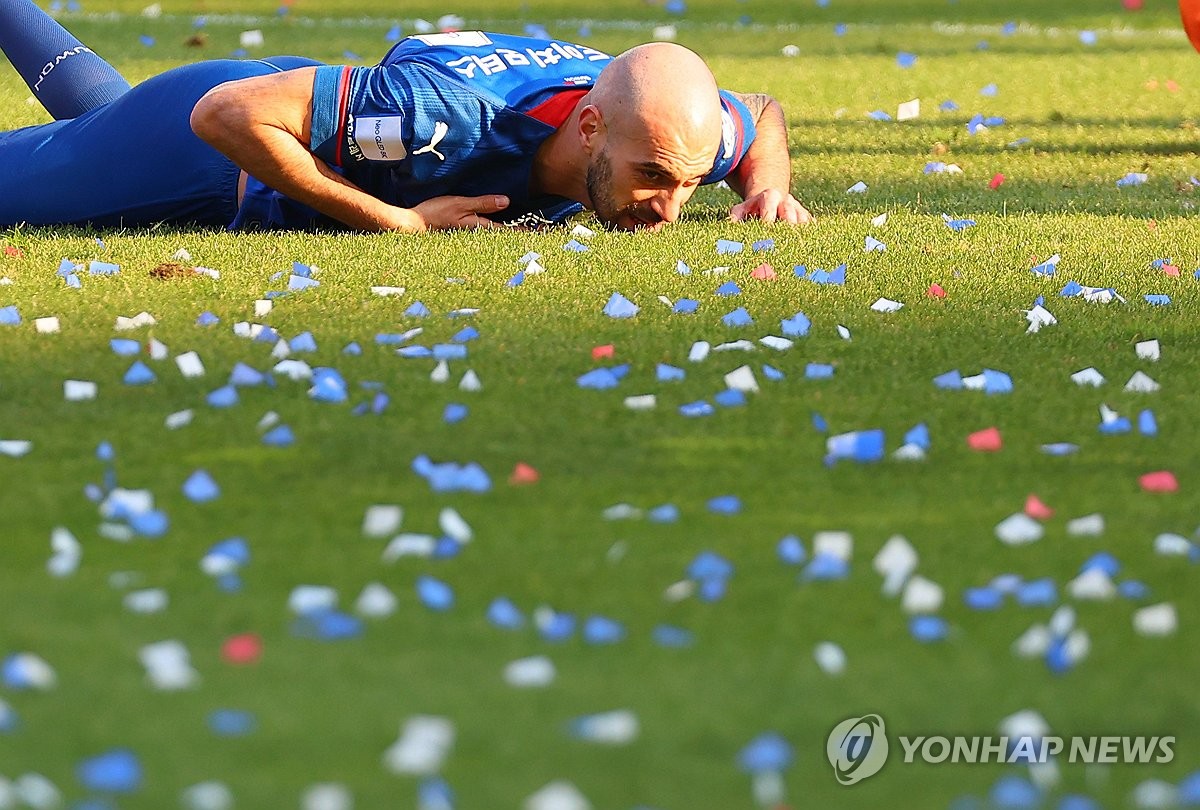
left=591, top=42, right=723, bottom=150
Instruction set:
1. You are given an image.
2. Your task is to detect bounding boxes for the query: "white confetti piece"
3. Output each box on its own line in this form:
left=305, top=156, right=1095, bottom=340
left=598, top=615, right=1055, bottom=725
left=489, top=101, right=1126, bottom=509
left=362, top=505, right=403, bottom=538
left=34, top=316, right=59, bottom=334
left=63, top=380, right=96, bottom=401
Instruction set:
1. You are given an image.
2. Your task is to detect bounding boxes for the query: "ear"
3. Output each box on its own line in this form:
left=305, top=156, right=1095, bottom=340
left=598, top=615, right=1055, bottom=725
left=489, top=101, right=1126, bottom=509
left=577, top=104, right=605, bottom=155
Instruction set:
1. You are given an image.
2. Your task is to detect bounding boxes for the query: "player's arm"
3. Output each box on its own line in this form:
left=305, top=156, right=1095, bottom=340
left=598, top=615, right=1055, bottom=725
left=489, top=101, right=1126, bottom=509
left=190, top=68, right=507, bottom=232
left=722, top=92, right=813, bottom=224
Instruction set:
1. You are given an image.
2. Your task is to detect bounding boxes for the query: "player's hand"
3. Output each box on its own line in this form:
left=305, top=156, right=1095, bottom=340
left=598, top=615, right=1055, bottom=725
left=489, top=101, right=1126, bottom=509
left=729, top=190, right=814, bottom=225
left=411, top=195, right=510, bottom=231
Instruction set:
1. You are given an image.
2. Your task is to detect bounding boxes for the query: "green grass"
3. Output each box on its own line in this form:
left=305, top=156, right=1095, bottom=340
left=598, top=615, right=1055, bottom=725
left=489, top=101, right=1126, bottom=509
left=2, top=1, right=1200, bottom=808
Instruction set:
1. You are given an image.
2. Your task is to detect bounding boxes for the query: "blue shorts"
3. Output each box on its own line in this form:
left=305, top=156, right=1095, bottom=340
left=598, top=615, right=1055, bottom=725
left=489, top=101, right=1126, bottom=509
left=0, top=56, right=321, bottom=229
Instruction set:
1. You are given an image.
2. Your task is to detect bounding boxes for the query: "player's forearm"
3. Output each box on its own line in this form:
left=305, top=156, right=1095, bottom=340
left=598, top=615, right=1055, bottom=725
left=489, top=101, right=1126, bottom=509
left=726, top=96, right=793, bottom=199
left=190, top=77, right=422, bottom=232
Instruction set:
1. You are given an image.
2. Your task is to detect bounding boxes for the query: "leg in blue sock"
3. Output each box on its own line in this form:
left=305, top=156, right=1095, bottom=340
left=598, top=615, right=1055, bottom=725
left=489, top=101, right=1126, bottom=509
left=0, top=0, right=130, bottom=119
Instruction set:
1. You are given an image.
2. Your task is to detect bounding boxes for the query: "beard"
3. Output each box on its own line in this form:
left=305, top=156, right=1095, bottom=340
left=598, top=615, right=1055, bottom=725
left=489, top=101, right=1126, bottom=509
left=585, top=148, right=641, bottom=230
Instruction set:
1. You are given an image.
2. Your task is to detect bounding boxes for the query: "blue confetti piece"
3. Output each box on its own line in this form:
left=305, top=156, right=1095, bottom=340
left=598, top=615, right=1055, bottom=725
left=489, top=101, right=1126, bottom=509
left=229, top=362, right=265, bottom=387
left=939, top=100, right=959, bottom=112
left=507, top=270, right=525, bottom=287
left=539, top=611, right=576, bottom=642
left=793, top=264, right=807, bottom=278
left=577, top=368, right=621, bottom=390
left=208, top=709, right=257, bottom=737
left=867, top=110, right=893, bottom=122
left=679, top=400, right=714, bottom=417
left=1116, top=172, right=1148, bottom=188
left=805, top=363, right=834, bottom=380
left=777, top=535, right=806, bottom=565
left=376, top=333, right=410, bottom=345
left=1015, top=578, right=1057, bottom=607
left=808, top=268, right=830, bottom=283
left=738, top=733, right=794, bottom=772
left=781, top=311, right=811, bottom=337
left=982, top=369, right=1013, bottom=394
left=647, top=504, right=680, bottom=523
left=77, top=749, right=142, bottom=793
left=443, top=403, right=468, bottom=424
left=563, top=239, right=589, bottom=252
left=139, top=34, right=155, bottom=47
left=385, top=23, right=403, bottom=40
left=933, top=369, right=963, bottom=390
left=291, top=261, right=313, bottom=278
left=288, top=274, right=320, bottom=292
left=896, top=51, right=917, bottom=68
left=309, top=368, right=348, bottom=402
left=196, top=311, right=220, bottom=327
left=253, top=325, right=279, bottom=343
left=343, top=50, right=360, bottom=61
left=432, top=343, right=468, bottom=361
left=751, top=239, right=775, bottom=253
left=182, top=469, right=220, bottom=503
left=129, top=509, right=169, bottom=538
left=984, top=116, right=1005, bottom=127
left=665, top=0, right=686, bottom=12
left=1118, top=580, right=1149, bottom=600
left=411, top=455, right=492, bottom=493
left=688, top=551, right=734, bottom=582
left=56, top=258, right=76, bottom=277
left=825, top=429, right=885, bottom=464
left=0, top=702, right=18, bottom=733
left=1098, top=417, right=1131, bottom=435
left=762, top=364, right=784, bottom=381
left=1058, top=796, right=1100, bottom=810
left=451, top=326, right=479, bottom=343
left=350, top=403, right=369, bottom=417
left=1145, top=294, right=1171, bottom=306
left=1079, top=30, right=1097, bottom=45
left=673, top=298, right=699, bottom=314
left=416, top=576, right=454, bottom=611
left=943, top=217, right=976, bottom=232
left=418, top=779, right=454, bottom=809
left=404, top=301, right=430, bottom=318
left=722, top=307, right=753, bottom=327
left=262, top=291, right=289, bottom=301
left=206, top=386, right=239, bottom=408
left=65, top=273, right=81, bottom=288
left=262, top=425, right=294, bottom=447
left=964, top=587, right=1004, bottom=610
left=433, top=536, right=461, bottom=559
left=834, top=22, right=847, bottom=35
left=698, top=577, right=727, bottom=602
left=828, top=264, right=847, bottom=284
left=676, top=259, right=692, bottom=275
left=716, top=239, right=743, bottom=255
left=486, top=597, right=524, bottom=629
left=980, top=83, right=998, bottom=96
left=603, top=292, right=639, bottom=318
left=1059, top=280, right=1083, bottom=297
left=801, top=553, right=849, bottom=581
left=967, top=114, right=987, bottom=135
left=1002, top=21, right=1017, bottom=35
left=715, top=280, right=741, bottom=297
left=342, top=342, right=362, bottom=355
left=207, top=537, right=249, bottom=567
left=714, top=388, right=746, bottom=408
left=289, top=331, right=317, bottom=352
left=909, top=615, right=948, bottom=642
left=904, top=423, right=930, bottom=449
left=583, top=615, right=625, bottom=645
left=0, top=305, right=19, bottom=326
left=1080, top=552, right=1120, bottom=577
left=1138, top=410, right=1157, bottom=436
left=110, top=338, right=139, bottom=356
left=88, top=260, right=119, bottom=275
left=371, top=391, right=389, bottom=414
left=811, top=411, right=828, bottom=432
left=656, top=364, right=686, bottom=383
left=707, top=495, right=742, bottom=515
left=293, top=609, right=363, bottom=640
left=653, top=625, right=694, bottom=648
left=96, top=441, right=114, bottom=461
left=989, top=776, right=1040, bottom=808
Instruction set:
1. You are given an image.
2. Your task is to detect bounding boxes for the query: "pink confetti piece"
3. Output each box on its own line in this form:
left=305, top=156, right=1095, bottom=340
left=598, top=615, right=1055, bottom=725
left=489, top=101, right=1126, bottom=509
left=1140, top=471, right=1178, bottom=493
left=509, top=462, right=540, bottom=485
left=591, top=344, right=614, bottom=360
left=750, top=263, right=777, bottom=281
left=927, top=283, right=946, bottom=298
left=967, top=427, right=1003, bottom=452
left=1024, top=494, right=1054, bottom=520
left=989, top=173, right=1005, bottom=190
left=221, top=633, right=262, bottom=665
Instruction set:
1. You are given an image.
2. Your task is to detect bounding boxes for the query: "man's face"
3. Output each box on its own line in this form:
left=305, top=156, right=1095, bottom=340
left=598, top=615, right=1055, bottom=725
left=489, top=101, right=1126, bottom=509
left=584, top=133, right=716, bottom=232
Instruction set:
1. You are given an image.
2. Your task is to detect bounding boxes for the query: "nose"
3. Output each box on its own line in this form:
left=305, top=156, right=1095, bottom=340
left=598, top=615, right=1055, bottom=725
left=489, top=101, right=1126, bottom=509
left=649, top=186, right=687, bottom=225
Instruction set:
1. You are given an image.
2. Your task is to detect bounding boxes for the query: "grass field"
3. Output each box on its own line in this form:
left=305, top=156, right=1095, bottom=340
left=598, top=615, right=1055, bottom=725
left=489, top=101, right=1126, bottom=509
left=2, top=1, right=1200, bottom=808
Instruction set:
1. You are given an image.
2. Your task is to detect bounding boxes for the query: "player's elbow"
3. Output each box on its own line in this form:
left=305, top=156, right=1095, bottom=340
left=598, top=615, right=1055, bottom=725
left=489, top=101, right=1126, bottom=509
left=190, top=84, right=245, bottom=148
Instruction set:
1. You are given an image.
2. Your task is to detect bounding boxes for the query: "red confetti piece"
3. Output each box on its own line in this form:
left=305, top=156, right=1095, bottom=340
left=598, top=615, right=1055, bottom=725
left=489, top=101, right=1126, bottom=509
left=221, top=633, right=262, bottom=665
left=509, top=462, right=539, bottom=485
left=1024, top=494, right=1054, bottom=520
left=750, top=263, right=776, bottom=281
left=927, top=283, right=946, bottom=298
left=967, top=427, right=1002, bottom=452
left=1166, top=79, right=1180, bottom=92
left=1123, top=0, right=1143, bottom=9
left=2, top=246, right=21, bottom=258
left=1140, top=471, right=1178, bottom=493
left=591, top=344, right=614, bottom=360
left=1163, top=264, right=1180, bottom=276
left=989, top=173, right=1005, bottom=190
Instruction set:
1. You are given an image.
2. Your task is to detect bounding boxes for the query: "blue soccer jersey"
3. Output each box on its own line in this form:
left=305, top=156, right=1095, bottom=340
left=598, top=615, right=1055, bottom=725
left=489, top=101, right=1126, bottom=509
left=231, top=31, right=758, bottom=230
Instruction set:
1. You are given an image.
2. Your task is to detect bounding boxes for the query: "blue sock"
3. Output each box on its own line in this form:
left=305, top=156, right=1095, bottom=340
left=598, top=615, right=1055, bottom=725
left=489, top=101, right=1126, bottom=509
left=0, top=0, right=130, bottom=119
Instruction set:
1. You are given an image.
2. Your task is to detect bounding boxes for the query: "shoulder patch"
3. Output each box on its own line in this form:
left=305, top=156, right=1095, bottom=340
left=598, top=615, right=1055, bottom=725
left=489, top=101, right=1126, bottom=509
left=720, top=108, right=736, bottom=160
left=353, top=116, right=406, bottom=162
left=412, top=31, right=493, bottom=48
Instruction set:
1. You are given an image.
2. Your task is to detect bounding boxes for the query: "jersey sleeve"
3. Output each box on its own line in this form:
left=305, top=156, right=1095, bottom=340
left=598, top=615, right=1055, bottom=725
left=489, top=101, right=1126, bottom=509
left=702, top=90, right=757, bottom=185
left=310, top=64, right=422, bottom=167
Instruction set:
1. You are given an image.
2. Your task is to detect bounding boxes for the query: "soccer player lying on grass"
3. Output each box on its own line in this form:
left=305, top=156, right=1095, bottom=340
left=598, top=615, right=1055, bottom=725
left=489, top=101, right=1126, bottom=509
left=0, top=0, right=812, bottom=233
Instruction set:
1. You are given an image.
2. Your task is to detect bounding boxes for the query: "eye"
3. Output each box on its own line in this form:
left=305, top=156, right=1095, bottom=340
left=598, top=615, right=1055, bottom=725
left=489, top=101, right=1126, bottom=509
left=642, top=169, right=664, bottom=182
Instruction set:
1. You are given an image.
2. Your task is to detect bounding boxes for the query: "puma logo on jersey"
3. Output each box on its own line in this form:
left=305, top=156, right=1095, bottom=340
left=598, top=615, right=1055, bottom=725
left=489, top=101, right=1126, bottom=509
left=413, top=121, right=450, bottom=161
